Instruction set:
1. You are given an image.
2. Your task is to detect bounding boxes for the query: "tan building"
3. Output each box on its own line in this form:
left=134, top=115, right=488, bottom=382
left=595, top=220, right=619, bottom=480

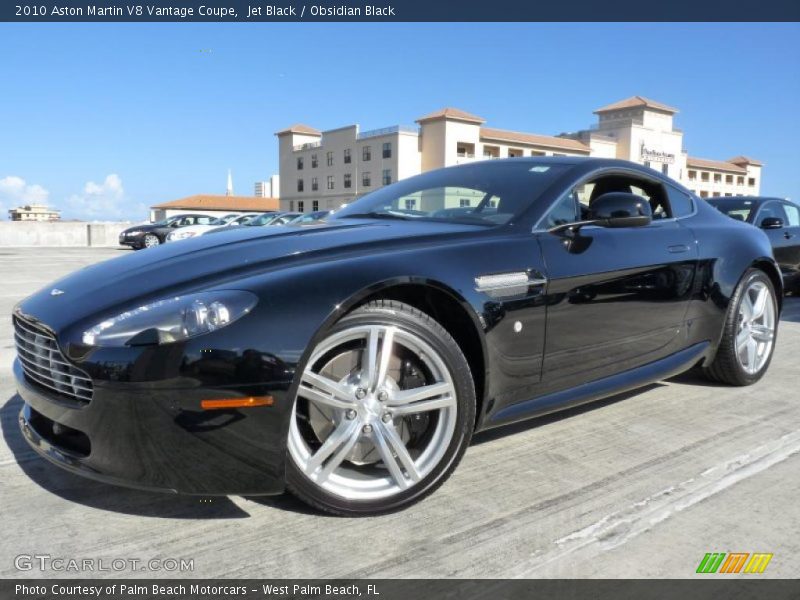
left=149, top=194, right=279, bottom=222
left=8, top=204, right=60, bottom=221
left=276, top=96, right=762, bottom=212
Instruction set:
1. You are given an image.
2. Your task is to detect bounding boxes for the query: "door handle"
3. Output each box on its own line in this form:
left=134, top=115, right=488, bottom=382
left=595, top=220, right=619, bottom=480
left=785, top=232, right=795, bottom=240
left=667, top=244, right=690, bottom=254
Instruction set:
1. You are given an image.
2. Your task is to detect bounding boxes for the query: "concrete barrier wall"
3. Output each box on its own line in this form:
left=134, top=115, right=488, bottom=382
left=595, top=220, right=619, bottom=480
left=0, top=222, right=135, bottom=247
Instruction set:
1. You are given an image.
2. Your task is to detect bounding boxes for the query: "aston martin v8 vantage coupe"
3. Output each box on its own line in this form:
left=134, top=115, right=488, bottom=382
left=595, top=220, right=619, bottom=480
left=13, top=158, right=782, bottom=515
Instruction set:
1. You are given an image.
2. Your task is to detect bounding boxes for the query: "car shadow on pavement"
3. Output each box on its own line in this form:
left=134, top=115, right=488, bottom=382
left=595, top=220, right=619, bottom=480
left=472, top=383, right=664, bottom=446
left=1, top=393, right=251, bottom=519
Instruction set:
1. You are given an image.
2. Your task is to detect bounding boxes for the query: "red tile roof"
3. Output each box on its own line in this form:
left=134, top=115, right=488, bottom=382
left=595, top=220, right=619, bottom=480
left=727, top=155, right=763, bottom=167
left=151, top=195, right=280, bottom=211
left=480, top=127, right=590, bottom=153
left=416, top=108, right=486, bottom=124
left=594, top=96, right=678, bottom=114
left=686, top=157, right=747, bottom=174
left=274, top=124, right=322, bottom=136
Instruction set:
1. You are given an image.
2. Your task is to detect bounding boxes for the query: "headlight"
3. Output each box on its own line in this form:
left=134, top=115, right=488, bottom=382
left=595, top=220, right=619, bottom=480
left=126, top=230, right=142, bottom=236
left=81, top=290, right=257, bottom=347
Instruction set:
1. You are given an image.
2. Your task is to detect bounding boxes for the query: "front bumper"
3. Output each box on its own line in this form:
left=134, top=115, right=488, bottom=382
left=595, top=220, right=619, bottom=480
left=15, top=359, right=289, bottom=496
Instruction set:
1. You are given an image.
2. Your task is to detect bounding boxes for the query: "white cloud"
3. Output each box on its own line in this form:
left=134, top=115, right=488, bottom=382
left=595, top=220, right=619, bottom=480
left=0, top=176, right=50, bottom=219
left=65, top=174, right=143, bottom=221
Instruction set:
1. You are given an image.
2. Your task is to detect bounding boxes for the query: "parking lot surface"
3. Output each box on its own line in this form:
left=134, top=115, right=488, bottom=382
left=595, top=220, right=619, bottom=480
left=1, top=247, right=798, bottom=578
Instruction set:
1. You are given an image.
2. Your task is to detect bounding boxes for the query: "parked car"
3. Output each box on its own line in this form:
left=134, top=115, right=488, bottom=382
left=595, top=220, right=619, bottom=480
left=118, top=214, right=219, bottom=249
left=707, top=196, right=800, bottom=293
left=287, top=211, right=330, bottom=225
left=14, top=158, right=782, bottom=516
left=165, top=213, right=250, bottom=243
left=205, top=212, right=301, bottom=235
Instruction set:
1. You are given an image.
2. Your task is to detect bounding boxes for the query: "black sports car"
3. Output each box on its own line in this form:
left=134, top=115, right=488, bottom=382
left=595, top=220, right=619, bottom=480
left=119, top=213, right=219, bottom=249
left=707, top=196, right=800, bottom=293
left=14, top=158, right=782, bottom=515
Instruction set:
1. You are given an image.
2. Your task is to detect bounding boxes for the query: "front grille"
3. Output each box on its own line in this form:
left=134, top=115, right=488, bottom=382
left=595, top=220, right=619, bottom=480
left=13, top=315, right=93, bottom=405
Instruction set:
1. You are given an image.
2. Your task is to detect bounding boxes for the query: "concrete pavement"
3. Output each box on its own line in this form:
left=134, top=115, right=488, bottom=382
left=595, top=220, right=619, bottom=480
left=1, top=247, right=798, bottom=579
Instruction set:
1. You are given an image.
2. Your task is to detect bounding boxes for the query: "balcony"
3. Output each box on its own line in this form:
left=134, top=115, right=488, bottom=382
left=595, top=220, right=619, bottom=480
left=293, top=141, right=321, bottom=152
left=357, top=125, right=418, bottom=140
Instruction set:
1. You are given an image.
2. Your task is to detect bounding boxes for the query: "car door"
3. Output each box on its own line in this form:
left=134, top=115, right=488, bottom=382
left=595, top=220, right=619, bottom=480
left=535, top=171, right=698, bottom=392
left=754, top=201, right=796, bottom=280
left=776, top=202, right=800, bottom=289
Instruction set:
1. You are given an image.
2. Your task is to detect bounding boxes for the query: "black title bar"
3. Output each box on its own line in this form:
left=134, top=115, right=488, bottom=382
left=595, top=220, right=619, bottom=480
left=3, top=0, right=800, bottom=22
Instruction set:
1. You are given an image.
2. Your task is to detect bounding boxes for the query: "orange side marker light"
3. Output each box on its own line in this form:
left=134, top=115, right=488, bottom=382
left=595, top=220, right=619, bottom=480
left=201, top=396, right=274, bottom=410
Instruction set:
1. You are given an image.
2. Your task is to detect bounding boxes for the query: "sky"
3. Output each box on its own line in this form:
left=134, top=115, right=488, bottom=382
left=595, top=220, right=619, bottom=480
left=0, top=22, right=798, bottom=221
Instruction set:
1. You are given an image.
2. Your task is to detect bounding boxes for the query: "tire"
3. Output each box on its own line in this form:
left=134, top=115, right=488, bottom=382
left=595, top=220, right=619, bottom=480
left=143, top=234, right=160, bottom=249
left=286, top=300, right=475, bottom=516
left=703, top=268, right=778, bottom=386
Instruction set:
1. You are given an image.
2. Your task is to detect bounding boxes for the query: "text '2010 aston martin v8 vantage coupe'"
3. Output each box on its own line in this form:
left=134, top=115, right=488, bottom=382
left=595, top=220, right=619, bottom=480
left=13, top=158, right=782, bottom=515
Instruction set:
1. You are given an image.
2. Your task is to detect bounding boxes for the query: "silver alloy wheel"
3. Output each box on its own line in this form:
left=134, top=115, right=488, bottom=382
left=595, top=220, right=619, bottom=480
left=143, top=234, right=160, bottom=248
left=288, top=324, right=458, bottom=500
left=736, top=280, right=776, bottom=375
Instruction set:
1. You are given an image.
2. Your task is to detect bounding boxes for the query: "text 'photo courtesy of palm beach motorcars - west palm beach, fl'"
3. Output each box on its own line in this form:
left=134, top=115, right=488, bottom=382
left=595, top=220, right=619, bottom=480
left=13, top=156, right=783, bottom=515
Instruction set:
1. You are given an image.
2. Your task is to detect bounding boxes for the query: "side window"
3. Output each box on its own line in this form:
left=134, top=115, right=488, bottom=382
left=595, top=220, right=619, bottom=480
left=757, top=202, right=787, bottom=225
left=545, top=191, right=579, bottom=228
left=666, top=186, right=694, bottom=218
left=783, top=203, right=800, bottom=227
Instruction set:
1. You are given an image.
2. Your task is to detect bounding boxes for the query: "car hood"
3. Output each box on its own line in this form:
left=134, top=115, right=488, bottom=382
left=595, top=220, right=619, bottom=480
left=122, top=223, right=162, bottom=233
left=19, top=219, right=487, bottom=332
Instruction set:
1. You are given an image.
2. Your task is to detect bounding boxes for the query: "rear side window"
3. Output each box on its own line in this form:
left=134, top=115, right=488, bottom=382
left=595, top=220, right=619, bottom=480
left=783, top=203, right=800, bottom=227
left=667, top=186, right=694, bottom=218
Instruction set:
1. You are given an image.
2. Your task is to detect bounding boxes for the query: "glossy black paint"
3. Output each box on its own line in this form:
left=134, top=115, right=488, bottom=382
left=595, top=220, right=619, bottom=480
left=14, top=158, right=782, bottom=495
left=708, top=196, right=800, bottom=293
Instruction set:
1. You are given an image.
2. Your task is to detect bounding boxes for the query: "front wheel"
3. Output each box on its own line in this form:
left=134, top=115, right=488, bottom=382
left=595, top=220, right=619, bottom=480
left=703, top=269, right=778, bottom=386
left=286, top=300, right=475, bottom=516
left=143, top=234, right=160, bottom=248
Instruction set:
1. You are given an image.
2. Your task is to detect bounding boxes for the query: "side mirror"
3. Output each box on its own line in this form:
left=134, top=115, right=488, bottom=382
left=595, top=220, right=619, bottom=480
left=760, top=217, right=784, bottom=230
left=589, top=192, right=652, bottom=228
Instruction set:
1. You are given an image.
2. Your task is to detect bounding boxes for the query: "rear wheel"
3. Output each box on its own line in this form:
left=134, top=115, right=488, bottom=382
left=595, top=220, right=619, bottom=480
left=703, top=269, right=777, bottom=386
left=286, top=300, right=475, bottom=516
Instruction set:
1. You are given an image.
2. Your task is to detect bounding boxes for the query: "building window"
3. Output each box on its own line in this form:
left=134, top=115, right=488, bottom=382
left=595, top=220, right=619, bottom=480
left=382, top=142, right=392, bottom=159
left=700, top=191, right=709, bottom=198
left=456, top=142, right=475, bottom=158
left=311, top=154, right=318, bottom=168
left=713, top=173, right=722, bottom=183
left=459, top=199, right=471, bottom=207
left=344, top=173, right=352, bottom=189
left=737, top=176, right=744, bottom=185
left=661, top=163, right=669, bottom=176
left=344, top=148, right=351, bottom=164
left=483, top=145, right=500, bottom=159
left=297, top=178, right=304, bottom=192
left=688, top=170, right=697, bottom=180
left=382, top=169, right=391, bottom=185
left=643, top=161, right=651, bottom=169
left=725, top=193, right=733, bottom=197
left=508, top=148, right=523, bottom=158
left=725, top=174, right=733, bottom=184
left=531, top=150, right=546, bottom=157
left=701, top=172, right=709, bottom=182
left=326, top=151, right=333, bottom=167
left=327, top=175, right=334, bottom=190
left=298, top=201, right=304, bottom=213
left=363, top=146, right=371, bottom=161
left=289, top=200, right=295, bottom=211
left=297, top=156, right=303, bottom=170
left=404, top=198, right=417, bottom=210
left=312, top=200, right=319, bottom=211
left=748, top=178, right=756, bottom=186
left=311, top=177, right=318, bottom=191
left=362, top=172, right=371, bottom=187
left=712, top=192, right=721, bottom=197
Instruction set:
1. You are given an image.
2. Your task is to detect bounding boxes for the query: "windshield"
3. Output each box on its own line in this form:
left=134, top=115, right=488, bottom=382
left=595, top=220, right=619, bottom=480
left=206, top=217, right=226, bottom=226
left=332, top=161, right=569, bottom=225
left=244, top=213, right=278, bottom=226
left=706, top=198, right=755, bottom=223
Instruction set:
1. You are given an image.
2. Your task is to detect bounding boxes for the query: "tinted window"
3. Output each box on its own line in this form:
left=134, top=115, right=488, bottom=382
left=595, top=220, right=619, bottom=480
left=706, top=198, right=756, bottom=223
left=757, top=202, right=788, bottom=225
left=667, top=186, right=694, bottom=218
left=545, top=191, right=579, bottom=228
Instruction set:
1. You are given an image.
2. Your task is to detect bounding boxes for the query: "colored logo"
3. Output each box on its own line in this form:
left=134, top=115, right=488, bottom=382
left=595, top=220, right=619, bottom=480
left=696, top=552, right=773, bottom=574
